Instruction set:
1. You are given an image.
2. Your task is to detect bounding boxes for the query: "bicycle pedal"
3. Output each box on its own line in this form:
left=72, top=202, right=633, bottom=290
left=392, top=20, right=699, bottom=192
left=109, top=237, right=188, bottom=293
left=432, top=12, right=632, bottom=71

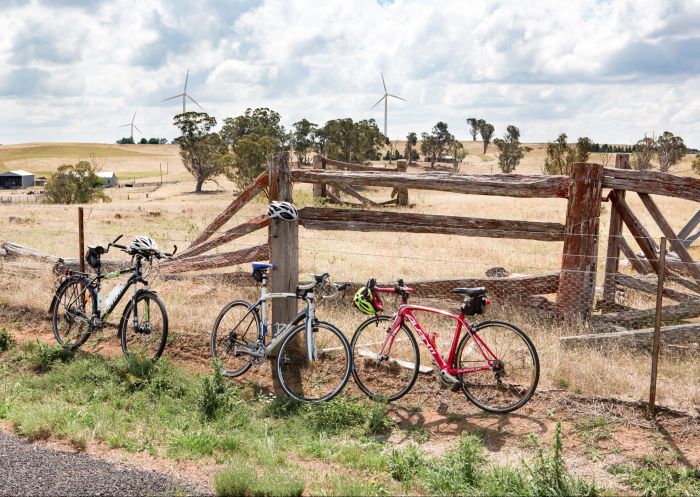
left=450, top=383, right=462, bottom=393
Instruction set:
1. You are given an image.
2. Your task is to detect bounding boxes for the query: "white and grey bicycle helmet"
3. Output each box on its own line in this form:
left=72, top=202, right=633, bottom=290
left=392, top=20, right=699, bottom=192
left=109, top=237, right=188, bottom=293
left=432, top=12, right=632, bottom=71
left=129, top=235, right=159, bottom=253
left=268, top=201, right=298, bottom=221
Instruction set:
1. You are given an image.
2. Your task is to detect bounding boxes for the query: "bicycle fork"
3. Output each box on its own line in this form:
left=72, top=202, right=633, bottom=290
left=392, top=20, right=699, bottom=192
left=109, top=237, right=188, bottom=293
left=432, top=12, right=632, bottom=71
left=305, top=300, right=317, bottom=362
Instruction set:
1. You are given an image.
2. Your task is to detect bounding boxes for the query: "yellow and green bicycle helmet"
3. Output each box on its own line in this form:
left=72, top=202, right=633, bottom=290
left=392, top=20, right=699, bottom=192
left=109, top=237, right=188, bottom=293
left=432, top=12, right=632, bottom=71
left=353, top=286, right=378, bottom=315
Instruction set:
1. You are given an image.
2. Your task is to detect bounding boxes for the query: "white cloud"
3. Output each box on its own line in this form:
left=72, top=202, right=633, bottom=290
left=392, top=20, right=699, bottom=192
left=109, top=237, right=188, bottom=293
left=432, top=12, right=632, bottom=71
left=0, top=0, right=699, bottom=145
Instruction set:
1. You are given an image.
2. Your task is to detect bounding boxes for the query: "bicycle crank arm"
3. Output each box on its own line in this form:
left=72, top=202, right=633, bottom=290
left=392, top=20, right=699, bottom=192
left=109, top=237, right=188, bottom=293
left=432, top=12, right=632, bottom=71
left=440, top=370, right=461, bottom=384
left=235, top=345, right=267, bottom=358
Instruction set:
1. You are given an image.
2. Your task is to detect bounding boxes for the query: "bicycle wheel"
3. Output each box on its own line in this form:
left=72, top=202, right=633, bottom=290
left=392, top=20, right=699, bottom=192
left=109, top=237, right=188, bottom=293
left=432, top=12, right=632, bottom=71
left=51, top=277, right=95, bottom=350
left=276, top=321, right=351, bottom=403
left=454, top=320, right=539, bottom=414
left=351, top=315, right=419, bottom=402
left=210, top=300, right=259, bottom=378
left=120, top=291, right=168, bottom=361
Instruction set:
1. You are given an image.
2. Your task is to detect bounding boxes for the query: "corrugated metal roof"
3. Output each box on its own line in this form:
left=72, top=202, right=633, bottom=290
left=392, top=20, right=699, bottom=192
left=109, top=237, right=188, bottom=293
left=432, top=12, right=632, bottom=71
left=0, top=170, right=34, bottom=177
left=96, top=171, right=117, bottom=178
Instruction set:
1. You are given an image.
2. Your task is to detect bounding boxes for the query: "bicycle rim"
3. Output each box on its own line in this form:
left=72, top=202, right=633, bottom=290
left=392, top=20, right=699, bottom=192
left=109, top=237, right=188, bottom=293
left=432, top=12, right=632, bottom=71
left=52, top=279, right=93, bottom=350
left=351, top=315, right=419, bottom=402
left=277, top=321, right=351, bottom=403
left=121, top=292, right=168, bottom=361
left=455, top=321, right=539, bottom=413
left=211, top=301, right=258, bottom=377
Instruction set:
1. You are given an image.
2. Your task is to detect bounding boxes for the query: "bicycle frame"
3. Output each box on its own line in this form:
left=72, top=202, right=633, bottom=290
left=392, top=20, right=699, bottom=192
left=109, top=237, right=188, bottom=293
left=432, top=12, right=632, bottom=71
left=373, top=285, right=498, bottom=377
left=231, top=271, right=319, bottom=361
left=62, top=256, right=149, bottom=326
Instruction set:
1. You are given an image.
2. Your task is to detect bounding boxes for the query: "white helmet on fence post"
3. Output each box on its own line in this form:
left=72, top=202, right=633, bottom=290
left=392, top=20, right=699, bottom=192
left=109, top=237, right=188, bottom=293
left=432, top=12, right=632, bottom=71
left=129, top=235, right=159, bottom=253
left=268, top=201, right=298, bottom=221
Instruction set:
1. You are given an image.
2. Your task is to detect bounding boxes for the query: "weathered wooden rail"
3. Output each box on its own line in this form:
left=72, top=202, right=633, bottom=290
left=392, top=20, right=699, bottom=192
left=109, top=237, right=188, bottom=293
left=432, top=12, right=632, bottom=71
left=298, top=208, right=566, bottom=241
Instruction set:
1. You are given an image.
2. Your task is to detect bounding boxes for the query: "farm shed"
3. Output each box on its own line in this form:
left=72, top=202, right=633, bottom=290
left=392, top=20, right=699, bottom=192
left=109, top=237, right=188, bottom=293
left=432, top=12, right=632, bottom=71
left=97, top=171, right=119, bottom=187
left=35, top=176, right=47, bottom=187
left=0, top=170, right=35, bottom=189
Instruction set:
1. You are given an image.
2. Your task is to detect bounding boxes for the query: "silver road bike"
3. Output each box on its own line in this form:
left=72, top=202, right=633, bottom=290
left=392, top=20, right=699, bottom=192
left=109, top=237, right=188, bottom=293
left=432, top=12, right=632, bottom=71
left=211, top=263, right=351, bottom=403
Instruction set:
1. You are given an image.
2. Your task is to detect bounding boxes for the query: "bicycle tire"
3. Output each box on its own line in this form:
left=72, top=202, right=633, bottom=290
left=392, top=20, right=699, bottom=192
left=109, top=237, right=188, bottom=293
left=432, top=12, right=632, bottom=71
left=454, top=320, right=539, bottom=414
left=350, top=315, right=419, bottom=402
left=276, top=320, right=351, bottom=403
left=120, top=291, right=169, bottom=361
left=210, top=300, right=259, bottom=378
left=51, top=276, right=95, bottom=350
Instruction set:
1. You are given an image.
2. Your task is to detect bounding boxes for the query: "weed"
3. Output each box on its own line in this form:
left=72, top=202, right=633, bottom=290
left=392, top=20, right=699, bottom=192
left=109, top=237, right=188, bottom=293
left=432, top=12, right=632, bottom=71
left=262, top=396, right=304, bottom=418
left=421, top=433, right=485, bottom=495
left=198, top=364, right=226, bottom=421
left=214, top=459, right=304, bottom=497
left=305, top=397, right=368, bottom=433
left=389, top=444, right=425, bottom=482
left=331, top=476, right=390, bottom=496
left=365, top=402, right=394, bottom=436
left=407, top=425, right=431, bottom=443
left=527, top=422, right=600, bottom=496
left=575, top=416, right=613, bottom=461
left=558, top=378, right=570, bottom=389
left=0, top=328, right=13, bottom=352
left=27, top=341, right=74, bottom=372
left=167, top=432, right=215, bottom=459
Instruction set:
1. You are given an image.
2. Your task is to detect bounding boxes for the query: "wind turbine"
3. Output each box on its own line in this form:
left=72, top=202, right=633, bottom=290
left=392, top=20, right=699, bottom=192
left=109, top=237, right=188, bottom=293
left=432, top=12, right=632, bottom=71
left=161, top=69, right=204, bottom=113
left=371, top=73, right=406, bottom=138
left=118, top=111, right=142, bottom=141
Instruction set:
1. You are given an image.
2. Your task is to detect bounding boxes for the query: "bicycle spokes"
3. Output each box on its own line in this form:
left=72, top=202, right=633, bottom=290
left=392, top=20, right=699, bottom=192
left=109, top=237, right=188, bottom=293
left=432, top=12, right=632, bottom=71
left=456, top=323, right=539, bottom=413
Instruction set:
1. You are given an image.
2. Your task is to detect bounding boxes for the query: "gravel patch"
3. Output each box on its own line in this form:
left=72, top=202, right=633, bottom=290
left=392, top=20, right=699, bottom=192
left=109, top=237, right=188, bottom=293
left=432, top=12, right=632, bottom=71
left=0, top=431, right=208, bottom=496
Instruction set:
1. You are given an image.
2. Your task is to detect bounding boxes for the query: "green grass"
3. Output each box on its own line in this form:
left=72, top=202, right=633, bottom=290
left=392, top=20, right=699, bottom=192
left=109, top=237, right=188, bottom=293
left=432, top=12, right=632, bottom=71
left=385, top=423, right=602, bottom=496
left=0, top=344, right=605, bottom=496
left=0, top=144, right=148, bottom=171
left=609, top=464, right=700, bottom=497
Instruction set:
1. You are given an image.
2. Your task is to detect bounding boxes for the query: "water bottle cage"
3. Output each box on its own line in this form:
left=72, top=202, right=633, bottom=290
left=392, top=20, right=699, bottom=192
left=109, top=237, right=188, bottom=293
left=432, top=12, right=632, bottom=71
left=461, top=296, right=487, bottom=316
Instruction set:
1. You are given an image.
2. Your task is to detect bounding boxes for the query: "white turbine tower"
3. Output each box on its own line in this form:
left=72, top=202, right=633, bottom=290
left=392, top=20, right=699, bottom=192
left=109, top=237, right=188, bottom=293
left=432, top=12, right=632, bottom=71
left=161, top=69, right=204, bottom=113
left=371, top=73, right=406, bottom=138
left=118, top=111, right=142, bottom=142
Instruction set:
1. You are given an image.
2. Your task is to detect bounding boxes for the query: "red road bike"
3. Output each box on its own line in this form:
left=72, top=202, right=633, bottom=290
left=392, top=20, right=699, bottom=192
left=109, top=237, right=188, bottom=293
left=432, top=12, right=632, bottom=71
left=350, top=279, right=539, bottom=413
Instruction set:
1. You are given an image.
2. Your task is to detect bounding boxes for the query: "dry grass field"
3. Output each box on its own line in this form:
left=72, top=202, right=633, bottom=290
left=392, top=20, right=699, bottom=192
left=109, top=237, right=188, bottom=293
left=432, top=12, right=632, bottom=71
left=1, top=141, right=699, bottom=494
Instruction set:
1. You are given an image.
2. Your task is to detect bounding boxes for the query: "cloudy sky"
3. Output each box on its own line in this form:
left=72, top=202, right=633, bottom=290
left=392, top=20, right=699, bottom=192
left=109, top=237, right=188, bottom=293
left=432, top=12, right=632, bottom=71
left=0, top=0, right=699, bottom=145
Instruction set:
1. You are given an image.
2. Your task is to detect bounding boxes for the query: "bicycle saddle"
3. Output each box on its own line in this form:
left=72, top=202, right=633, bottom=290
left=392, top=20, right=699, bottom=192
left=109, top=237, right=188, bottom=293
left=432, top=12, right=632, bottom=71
left=452, top=287, right=487, bottom=297
left=87, top=245, right=106, bottom=255
left=252, top=262, right=275, bottom=271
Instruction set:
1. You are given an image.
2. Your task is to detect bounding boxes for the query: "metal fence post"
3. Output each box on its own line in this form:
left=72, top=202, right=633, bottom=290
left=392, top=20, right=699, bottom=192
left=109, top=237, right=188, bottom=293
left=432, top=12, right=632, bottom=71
left=649, top=236, right=667, bottom=417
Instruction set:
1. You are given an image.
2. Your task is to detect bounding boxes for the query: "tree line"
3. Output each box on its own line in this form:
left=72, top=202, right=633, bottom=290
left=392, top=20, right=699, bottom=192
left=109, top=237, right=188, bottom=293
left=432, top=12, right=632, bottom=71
left=116, top=137, right=169, bottom=144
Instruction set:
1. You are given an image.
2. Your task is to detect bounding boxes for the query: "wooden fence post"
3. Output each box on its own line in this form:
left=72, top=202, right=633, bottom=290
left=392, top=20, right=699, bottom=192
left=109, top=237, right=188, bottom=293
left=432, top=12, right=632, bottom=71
left=312, top=154, right=325, bottom=199
left=396, top=160, right=409, bottom=206
left=649, top=237, right=666, bottom=418
left=555, top=163, right=604, bottom=320
left=78, top=207, right=85, bottom=273
left=601, top=154, right=630, bottom=309
left=268, top=151, right=299, bottom=393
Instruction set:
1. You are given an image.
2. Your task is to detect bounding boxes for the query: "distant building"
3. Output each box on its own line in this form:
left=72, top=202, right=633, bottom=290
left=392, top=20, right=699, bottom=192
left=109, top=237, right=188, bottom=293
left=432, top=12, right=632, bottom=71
left=97, top=171, right=119, bottom=187
left=35, top=176, right=47, bottom=187
left=0, top=170, right=35, bottom=189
